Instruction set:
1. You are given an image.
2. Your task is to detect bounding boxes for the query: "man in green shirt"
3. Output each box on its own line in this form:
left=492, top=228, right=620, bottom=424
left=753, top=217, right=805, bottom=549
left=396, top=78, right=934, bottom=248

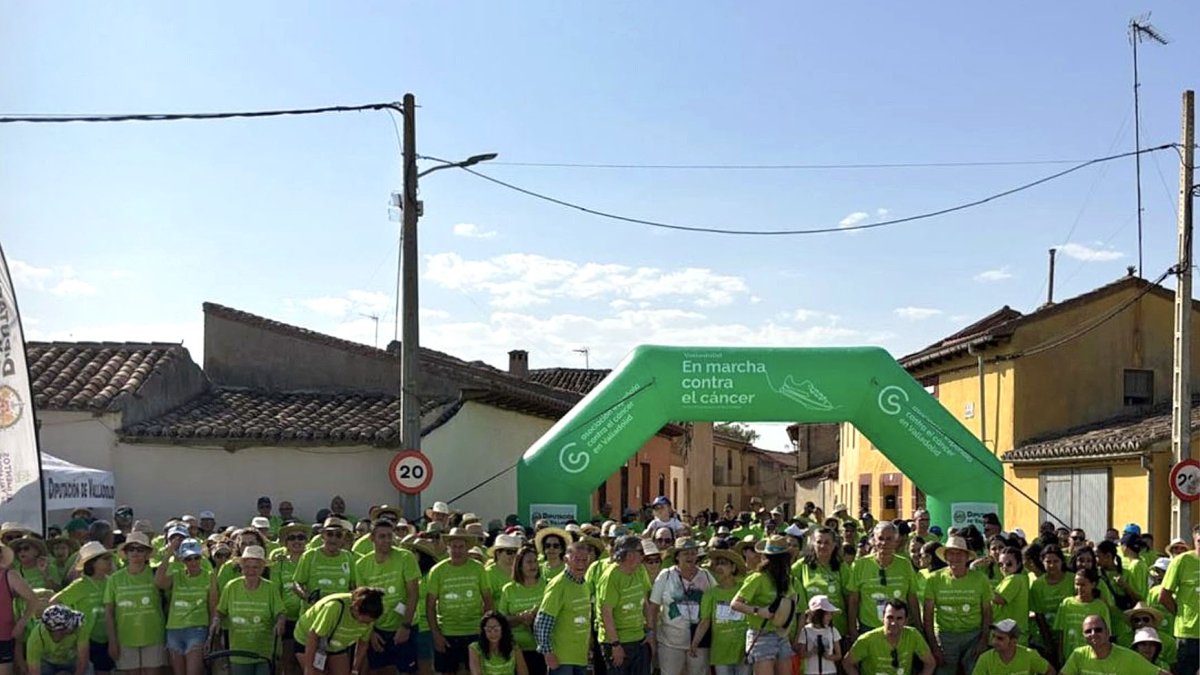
left=845, top=600, right=935, bottom=675
left=923, top=536, right=993, bottom=675
left=292, top=518, right=358, bottom=606
left=426, top=528, right=491, bottom=675
left=971, top=619, right=1052, bottom=675
left=27, top=605, right=89, bottom=675
left=1060, top=615, right=1166, bottom=675
left=597, top=536, right=651, bottom=675
left=1157, top=524, right=1198, bottom=675
left=355, top=520, right=420, bottom=675
left=848, top=522, right=922, bottom=641
left=534, top=541, right=593, bottom=675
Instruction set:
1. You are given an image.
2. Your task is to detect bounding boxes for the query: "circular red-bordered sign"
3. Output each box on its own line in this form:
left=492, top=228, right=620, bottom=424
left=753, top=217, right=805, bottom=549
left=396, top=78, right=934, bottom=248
left=1169, top=458, right=1200, bottom=502
left=389, top=450, right=433, bottom=495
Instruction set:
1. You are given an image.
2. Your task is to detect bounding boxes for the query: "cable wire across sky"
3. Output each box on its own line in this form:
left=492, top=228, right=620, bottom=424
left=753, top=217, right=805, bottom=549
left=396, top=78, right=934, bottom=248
left=0, top=102, right=402, bottom=124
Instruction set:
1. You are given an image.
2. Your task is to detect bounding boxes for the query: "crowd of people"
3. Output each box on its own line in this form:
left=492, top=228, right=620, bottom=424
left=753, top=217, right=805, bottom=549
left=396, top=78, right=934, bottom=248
left=0, top=494, right=1195, bottom=675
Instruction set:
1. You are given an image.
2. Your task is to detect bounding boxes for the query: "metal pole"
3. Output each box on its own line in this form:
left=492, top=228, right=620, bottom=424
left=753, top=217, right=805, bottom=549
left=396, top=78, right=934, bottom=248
left=1170, top=90, right=1194, bottom=540
left=400, top=93, right=422, bottom=522
left=1132, top=30, right=1145, bottom=277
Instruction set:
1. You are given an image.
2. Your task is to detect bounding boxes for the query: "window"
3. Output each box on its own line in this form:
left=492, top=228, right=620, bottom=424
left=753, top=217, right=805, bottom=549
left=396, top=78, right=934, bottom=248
left=597, top=480, right=608, bottom=510
left=859, top=483, right=871, bottom=517
left=619, top=466, right=629, bottom=509
left=1123, top=369, right=1153, bottom=406
left=748, top=466, right=757, bottom=486
left=659, top=473, right=666, bottom=498
left=913, top=486, right=926, bottom=514
left=727, top=450, right=733, bottom=470
left=672, top=478, right=678, bottom=505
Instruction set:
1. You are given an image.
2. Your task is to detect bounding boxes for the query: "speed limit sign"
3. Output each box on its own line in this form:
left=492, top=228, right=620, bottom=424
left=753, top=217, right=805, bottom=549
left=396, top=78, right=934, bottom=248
left=1169, top=458, right=1200, bottom=502
left=389, top=450, right=433, bottom=495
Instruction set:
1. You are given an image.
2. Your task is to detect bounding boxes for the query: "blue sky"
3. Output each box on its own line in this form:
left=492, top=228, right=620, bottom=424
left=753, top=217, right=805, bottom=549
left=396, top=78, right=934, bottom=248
left=2, top=3, right=1195, bottom=450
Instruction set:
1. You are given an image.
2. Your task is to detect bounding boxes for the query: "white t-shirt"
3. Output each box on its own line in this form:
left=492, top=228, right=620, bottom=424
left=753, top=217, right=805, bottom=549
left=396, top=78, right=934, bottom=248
left=649, top=566, right=715, bottom=648
left=798, top=625, right=841, bottom=675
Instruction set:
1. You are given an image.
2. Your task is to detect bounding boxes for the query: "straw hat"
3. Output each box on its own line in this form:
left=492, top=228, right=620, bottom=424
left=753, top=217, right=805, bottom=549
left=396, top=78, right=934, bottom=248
left=641, top=539, right=660, bottom=557
left=235, top=545, right=266, bottom=564
left=11, top=536, right=48, bottom=558
left=368, top=505, right=401, bottom=521
left=0, top=523, right=32, bottom=539
left=322, top=517, right=353, bottom=532
left=117, top=532, right=153, bottom=553
left=399, top=534, right=441, bottom=561
left=706, top=548, right=747, bottom=575
left=46, top=536, right=80, bottom=557
left=578, top=536, right=606, bottom=557
left=1167, top=538, right=1189, bottom=555
left=534, top=527, right=572, bottom=555
left=463, top=523, right=486, bottom=539
left=762, top=535, right=789, bottom=556
left=733, top=536, right=758, bottom=554
left=73, top=541, right=111, bottom=572
left=278, top=522, right=310, bottom=540
left=1124, top=601, right=1164, bottom=625
left=467, top=546, right=487, bottom=563
left=936, top=536, right=973, bottom=563
left=490, top=533, right=523, bottom=554
left=443, top=527, right=479, bottom=545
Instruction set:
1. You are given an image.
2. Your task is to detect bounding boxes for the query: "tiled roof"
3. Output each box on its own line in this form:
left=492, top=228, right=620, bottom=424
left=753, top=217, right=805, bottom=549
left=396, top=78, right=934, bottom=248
left=1003, top=398, right=1200, bottom=463
left=748, top=448, right=798, bottom=467
left=121, top=388, right=460, bottom=447
left=28, top=342, right=190, bottom=411
left=793, top=461, right=838, bottom=481
left=527, top=368, right=611, bottom=394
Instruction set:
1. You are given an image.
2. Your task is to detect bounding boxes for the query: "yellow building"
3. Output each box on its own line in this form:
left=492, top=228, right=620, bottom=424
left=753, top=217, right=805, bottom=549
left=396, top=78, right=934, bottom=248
left=837, top=274, right=1199, bottom=544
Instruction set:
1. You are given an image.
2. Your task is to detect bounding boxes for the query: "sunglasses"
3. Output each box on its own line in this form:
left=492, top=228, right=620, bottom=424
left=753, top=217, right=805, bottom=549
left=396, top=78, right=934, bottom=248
left=214, top=551, right=231, bottom=559
left=126, top=546, right=151, bottom=554
left=543, top=542, right=562, bottom=549
left=183, top=555, right=201, bottom=562
left=287, top=535, right=308, bottom=542
left=644, top=557, right=662, bottom=564
left=1082, top=627, right=1106, bottom=636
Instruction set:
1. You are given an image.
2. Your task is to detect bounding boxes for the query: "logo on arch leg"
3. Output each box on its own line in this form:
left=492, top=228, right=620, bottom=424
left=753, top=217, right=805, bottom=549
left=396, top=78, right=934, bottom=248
left=558, top=442, right=590, bottom=474
left=877, top=385, right=909, bottom=416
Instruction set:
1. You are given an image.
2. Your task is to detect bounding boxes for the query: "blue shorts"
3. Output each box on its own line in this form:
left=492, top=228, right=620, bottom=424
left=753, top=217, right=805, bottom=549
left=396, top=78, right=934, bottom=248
left=416, top=629, right=433, bottom=661
left=367, top=627, right=419, bottom=673
left=166, top=626, right=208, bottom=654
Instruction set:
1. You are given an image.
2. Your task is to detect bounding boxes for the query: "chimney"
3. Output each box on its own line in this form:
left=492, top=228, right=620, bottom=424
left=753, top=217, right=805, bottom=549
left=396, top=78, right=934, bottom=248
left=1046, top=248, right=1057, bottom=306
left=508, top=350, right=529, bottom=378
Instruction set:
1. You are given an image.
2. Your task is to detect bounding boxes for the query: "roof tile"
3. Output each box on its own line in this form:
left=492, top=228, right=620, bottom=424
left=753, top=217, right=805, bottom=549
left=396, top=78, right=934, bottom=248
left=1003, top=398, right=1200, bottom=463
left=28, top=342, right=188, bottom=411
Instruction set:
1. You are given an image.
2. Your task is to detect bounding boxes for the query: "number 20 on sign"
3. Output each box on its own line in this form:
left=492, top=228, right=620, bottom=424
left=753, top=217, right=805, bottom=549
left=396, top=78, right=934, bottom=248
left=390, top=450, right=434, bottom=495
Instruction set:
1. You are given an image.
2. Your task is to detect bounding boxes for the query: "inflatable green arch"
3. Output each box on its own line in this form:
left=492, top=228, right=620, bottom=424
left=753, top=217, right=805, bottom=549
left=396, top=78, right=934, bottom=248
left=518, top=345, right=1002, bottom=531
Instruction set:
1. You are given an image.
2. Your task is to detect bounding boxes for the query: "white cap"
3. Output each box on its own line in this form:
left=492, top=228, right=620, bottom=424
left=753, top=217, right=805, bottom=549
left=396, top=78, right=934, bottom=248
left=492, top=534, right=522, bottom=550
left=431, top=501, right=451, bottom=514
left=199, top=510, right=216, bottom=520
left=251, top=517, right=270, bottom=529
left=642, top=539, right=660, bottom=556
left=784, top=523, right=806, bottom=538
left=1012, top=528, right=1026, bottom=541
left=1132, top=627, right=1161, bottom=645
left=807, top=595, right=840, bottom=613
left=991, top=619, right=1019, bottom=635
left=1153, top=557, right=1171, bottom=572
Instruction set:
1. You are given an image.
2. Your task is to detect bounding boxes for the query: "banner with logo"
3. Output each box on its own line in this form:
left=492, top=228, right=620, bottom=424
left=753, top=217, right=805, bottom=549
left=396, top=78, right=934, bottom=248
left=0, top=244, right=44, bottom=533
left=949, top=502, right=1000, bottom=531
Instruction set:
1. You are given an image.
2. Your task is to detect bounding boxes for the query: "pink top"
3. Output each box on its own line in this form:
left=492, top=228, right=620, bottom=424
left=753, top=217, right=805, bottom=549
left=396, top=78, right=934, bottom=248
left=0, top=570, right=14, bottom=640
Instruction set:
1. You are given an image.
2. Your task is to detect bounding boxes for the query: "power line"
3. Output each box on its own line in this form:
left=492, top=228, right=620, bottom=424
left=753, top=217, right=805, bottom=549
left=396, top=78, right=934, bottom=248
left=0, top=102, right=401, bottom=124
left=458, top=144, right=1178, bottom=237
left=490, top=158, right=1088, bottom=170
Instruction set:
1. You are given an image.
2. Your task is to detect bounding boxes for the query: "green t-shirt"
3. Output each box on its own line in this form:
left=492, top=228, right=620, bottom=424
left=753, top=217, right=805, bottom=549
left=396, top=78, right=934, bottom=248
left=848, top=626, right=930, bottom=675
left=53, top=576, right=108, bottom=643
left=293, top=548, right=357, bottom=601
left=355, top=549, right=420, bottom=631
left=923, top=568, right=993, bottom=633
left=218, top=578, right=283, bottom=663
left=971, top=645, right=1050, bottom=675
left=293, top=593, right=374, bottom=652
left=735, top=571, right=790, bottom=631
left=537, top=571, right=591, bottom=666
left=468, top=641, right=515, bottom=675
left=498, top=580, right=546, bottom=651
left=1029, top=574, right=1075, bottom=638
left=25, top=621, right=82, bottom=667
left=992, top=573, right=1030, bottom=644
left=700, top=584, right=747, bottom=666
left=166, top=568, right=212, bottom=629
left=540, top=561, right=565, bottom=581
left=485, top=563, right=514, bottom=599
left=1053, top=597, right=1110, bottom=658
left=351, top=535, right=374, bottom=558
left=792, top=561, right=851, bottom=634
left=598, top=565, right=648, bottom=643
left=1162, top=551, right=1198, bottom=639
left=427, top=559, right=489, bottom=637
left=103, top=566, right=165, bottom=648
left=849, top=555, right=918, bottom=630
left=269, top=554, right=303, bottom=620
left=1061, top=644, right=1161, bottom=675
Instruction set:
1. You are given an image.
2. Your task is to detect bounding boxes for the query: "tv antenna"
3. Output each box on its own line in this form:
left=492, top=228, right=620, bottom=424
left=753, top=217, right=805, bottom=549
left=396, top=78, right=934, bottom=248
left=1129, top=13, right=1169, bottom=278
left=573, top=347, right=590, bottom=369
left=360, top=312, right=381, bottom=348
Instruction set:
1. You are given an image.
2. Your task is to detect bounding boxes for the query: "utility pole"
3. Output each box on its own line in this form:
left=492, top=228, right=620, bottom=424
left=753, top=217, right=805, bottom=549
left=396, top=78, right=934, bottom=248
left=1171, top=90, right=1194, bottom=540
left=399, top=93, right=422, bottom=522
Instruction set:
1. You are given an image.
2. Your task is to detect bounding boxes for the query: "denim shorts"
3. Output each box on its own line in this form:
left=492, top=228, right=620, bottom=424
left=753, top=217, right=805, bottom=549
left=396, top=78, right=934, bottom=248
left=745, top=629, right=793, bottom=664
left=167, top=626, right=209, bottom=654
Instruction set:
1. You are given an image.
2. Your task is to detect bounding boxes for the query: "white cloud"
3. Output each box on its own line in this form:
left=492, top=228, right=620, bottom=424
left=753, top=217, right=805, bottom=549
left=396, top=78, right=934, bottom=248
left=302, top=297, right=353, bottom=317
left=9, top=260, right=96, bottom=296
left=1058, top=243, right=1124, bottom=262
left=424, top=252, right=750, bottom=309
left=452, top=223, right=497, bottom=239
left=876, top=208, right=890, bottom=217
left=973, top=266, right=1013, bottom=283
left=838, top=212, right=869, bottom=229
left=894, top=307, right=943, bottom=320
left=25, top=319, right=204, bottom=360
left=346, top=290, right=390, bottom=313
left=792, top=309, right=825, bottom=322
left=298, top=289, right=392, bottom=318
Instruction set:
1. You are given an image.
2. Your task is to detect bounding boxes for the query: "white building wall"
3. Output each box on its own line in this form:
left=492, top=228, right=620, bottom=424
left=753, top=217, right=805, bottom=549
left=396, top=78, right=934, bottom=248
left=37, top=410, right=121, bottom=472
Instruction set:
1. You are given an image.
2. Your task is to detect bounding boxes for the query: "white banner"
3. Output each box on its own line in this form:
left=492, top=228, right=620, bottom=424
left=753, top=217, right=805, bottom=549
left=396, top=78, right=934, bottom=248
left=0, top=244, right=44, bottom=533
left=42, top=454, right=115, bottom=511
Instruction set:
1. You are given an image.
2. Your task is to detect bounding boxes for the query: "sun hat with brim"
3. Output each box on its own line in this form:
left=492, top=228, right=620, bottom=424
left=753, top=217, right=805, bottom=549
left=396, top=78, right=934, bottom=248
left=706, top=549, right=747, bottom=575
left=935, top=536, right=973, bottom=563
left=990, top=619, right=1019, bottom=635
left=534, top=527, right=573, bottom=555
left=368, top=505, right=401, bottom=522
left=278, top=523, right=310, bottom=540
left=0, top=523, right=32, bottom=539
left=762, top=535, right=789, bottom=556
left=490, top=533, right=523, bottom=554
left=733, top=536, right=758, bottom=554
left=12, top=536, right=48, bottom=558
left=431, top=501, right=451, bottom=515
left=1124, top=602, right=1164, bottom=625
left=46, top=536, right=80, bottom=556
left=1152, top=557, right=1171, bottom=572
left=1132, top=627, right=1161, bottom=645
left=399, top=534, right=442, bottom=561
left=674, top=537, right=702, bottom=552
left=467, top=546, right=487, bottom=563
left=235, top=545, right=266, bottom=563
left=443, top=527, right=479, bottom=544
left=322, top=517, right=352, bottom=532
left=463, top=523, right=487, bottom=539
left=42, top=604, right=85, bottom=632
left=641, top=539, right=661, bottom=557
left=73, top=541, right=111, bottom=571
left=118, top=532, right=153, bottom=553
left=1167, top=538, right=1188, bottom=554
left=807, top=595, right=840, bottom=613
left=579, top=536, right=606, bottom=557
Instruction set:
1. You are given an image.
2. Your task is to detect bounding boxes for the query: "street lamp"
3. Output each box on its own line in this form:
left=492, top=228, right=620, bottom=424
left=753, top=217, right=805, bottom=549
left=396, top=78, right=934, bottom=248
left=395, top=93, right=497, bottom=521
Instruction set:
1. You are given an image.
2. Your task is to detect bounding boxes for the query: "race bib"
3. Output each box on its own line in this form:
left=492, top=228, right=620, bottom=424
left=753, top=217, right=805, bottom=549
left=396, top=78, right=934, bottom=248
left=715, top=603, right=743, bottom=622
